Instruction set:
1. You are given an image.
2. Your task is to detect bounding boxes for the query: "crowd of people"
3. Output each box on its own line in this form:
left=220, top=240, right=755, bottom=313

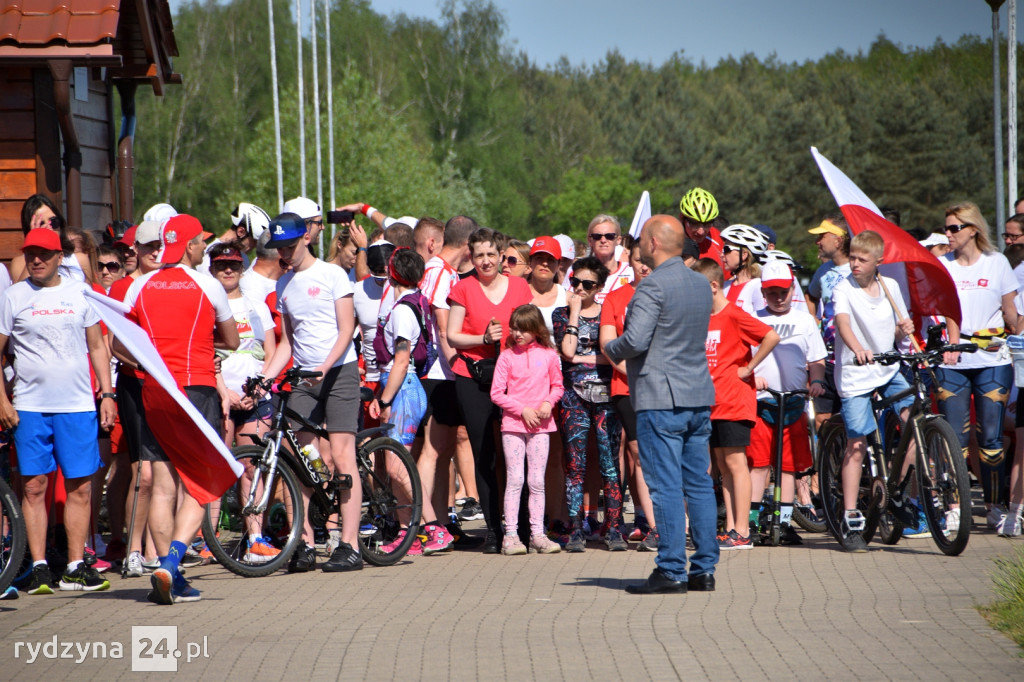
left=4, top=184, right=1024, bottom=601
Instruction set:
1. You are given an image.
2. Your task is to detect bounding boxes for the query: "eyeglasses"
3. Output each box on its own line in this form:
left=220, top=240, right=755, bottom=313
left=306, top=218, right=324, bottom=227
left=589, top=232, right=617, bottom=241
left=1003, top=232, right=1024, bottom=241
left=570, top=276, right=599, bottom=291
left=98, top=261, right=123, bottom=273
left=945, top=223, right=973, bottom=234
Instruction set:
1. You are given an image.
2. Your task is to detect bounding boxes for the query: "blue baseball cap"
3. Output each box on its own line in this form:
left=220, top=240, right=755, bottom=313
left=265, top=213, right=307, bottom=247
left=753, top=223, right=777, bottom=245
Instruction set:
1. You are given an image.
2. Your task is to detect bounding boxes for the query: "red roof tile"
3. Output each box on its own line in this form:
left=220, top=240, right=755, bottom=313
left=1, top=0, right=120, bottom=46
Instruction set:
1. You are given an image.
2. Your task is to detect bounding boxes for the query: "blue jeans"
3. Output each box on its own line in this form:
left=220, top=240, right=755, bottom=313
left=936, top=364, right=1012, bottom=505
left=636, top=406, right=718, bottom=582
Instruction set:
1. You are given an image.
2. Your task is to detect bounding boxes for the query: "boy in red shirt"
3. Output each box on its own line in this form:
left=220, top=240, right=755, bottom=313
left=694, top=259, right=779, bottom=550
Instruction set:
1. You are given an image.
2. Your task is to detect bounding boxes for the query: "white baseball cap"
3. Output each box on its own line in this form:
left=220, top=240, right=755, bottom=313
left=554, top=234, right=575, bottom=260
left=135, top=219, right=163, bottom=245
left=383, top=215, right=419, bottom=229
left=919, top=233, right=949, bottom=248
left=282, top=197, right=321, bottom=220
left=143, top=203, right=177, bottom=224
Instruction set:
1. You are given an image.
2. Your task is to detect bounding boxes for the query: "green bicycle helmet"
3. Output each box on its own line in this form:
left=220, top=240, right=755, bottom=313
left=679, top=187, right=719, bottom=223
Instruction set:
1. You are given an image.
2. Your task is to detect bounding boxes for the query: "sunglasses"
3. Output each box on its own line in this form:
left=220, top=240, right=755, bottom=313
left=504, top=256, right=521, bottom=266
left=570, top=276, right=599, bottom=291
left=211, top=261, right=243, bottom=271
left=98, top=261, right=123, bottom=273
left=945, top=223, right=973, bottom=234
left=589, top=232, right=617, bottom=241
left=723, top=244, right=736, bottom=254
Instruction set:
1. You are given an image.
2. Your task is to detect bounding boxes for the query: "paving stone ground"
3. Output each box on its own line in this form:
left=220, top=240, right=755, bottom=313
left=2, top=518, right=1023, bottom=681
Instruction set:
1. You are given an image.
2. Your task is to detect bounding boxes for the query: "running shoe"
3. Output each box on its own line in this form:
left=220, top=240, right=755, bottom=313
left=584, top=517, right=604, bottom=542
left=359, top=524, right=377, bottom=538
left=141, top=556, right=161, bottom=572
left=150, top=568, right=174, bottom=605
left=322, top=542, right=363, bottom=572
left=501, top=535, right=527, bottom=556
left=987, top=505, right=1008, bottom=530
left=180, top=548, right=204, bottom=568
left=903, top=507, right=931, bottom=539
left=459, top=498, right=484, bottom=522
left=83, top=547, right=111, bottom=574
left=604, top=527, right=628, bottom=551
left=25, top=564, right=55, bottom=595
left=719, top=529, right=753, bottom=551
left=380, top=529, right=419, bottom=556
left=998, top=512, right=1023, bottom=538
left=565, top=528, right=586, bottom=553
left=628, top=516, right=650, bottom=541
left=445, top=521, right=485, bottom=549
left=945, top=508, right=961, bottom=534
left=639, top=527, right=659, bottom=552
left=171, top=581, right=202, bottom=603
left=547, top=519, right=571, bottom=548
left=325, top=530, right=341, bottom=555
left=421, top=524, right=454, bottom=554
left=60, top=564, right=110, bottom=592
left=842, top=511, right=868, bottom=553
left=197, top=542, right=216, bottom=564
left=124, top=551, right=145, bottom=578
left=529, top=534, right=561, bottom=554
left=287, top=544, right=316, bottom=573
left=245, top=536, right=282, bottom=564
left=0, top=585, right=18, bottom=600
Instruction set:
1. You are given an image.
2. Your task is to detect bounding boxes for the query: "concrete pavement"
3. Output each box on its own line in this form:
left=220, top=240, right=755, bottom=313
left=2, top=520, right=1023, bottom=681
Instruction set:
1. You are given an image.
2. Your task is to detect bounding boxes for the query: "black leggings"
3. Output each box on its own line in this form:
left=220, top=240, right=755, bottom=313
left=455, top=375, right=502, bottom=535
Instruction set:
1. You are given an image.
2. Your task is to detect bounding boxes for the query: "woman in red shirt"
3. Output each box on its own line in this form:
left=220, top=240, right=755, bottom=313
left=447, top=228, right=532, bottom=553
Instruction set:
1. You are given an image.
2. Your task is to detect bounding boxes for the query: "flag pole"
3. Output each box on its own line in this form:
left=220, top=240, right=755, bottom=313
left=876, top=274, right=923, bottom=353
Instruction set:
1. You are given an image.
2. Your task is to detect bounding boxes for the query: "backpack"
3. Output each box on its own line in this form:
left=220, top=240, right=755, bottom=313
left=372, top=291, right=438, bottom=379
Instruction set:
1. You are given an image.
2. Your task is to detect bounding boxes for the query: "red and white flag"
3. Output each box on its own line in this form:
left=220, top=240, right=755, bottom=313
left=85, top=289, right=242, bottom=505
left=811, top=147, right=962, bottom=326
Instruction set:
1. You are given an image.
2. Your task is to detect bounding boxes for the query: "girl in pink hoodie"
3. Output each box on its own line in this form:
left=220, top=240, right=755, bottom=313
left=490, top=304, right=564, bottom=555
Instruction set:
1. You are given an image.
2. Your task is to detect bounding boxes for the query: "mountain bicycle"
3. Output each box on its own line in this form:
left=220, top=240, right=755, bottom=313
left=1, top=478, right=27, bottom=593
left=791, top=396, right=826, bottom=534
left=201, top=366, right=422, bottom=577
left=817, top=341, right=977, bottom=556
left=753, top=387, right=810, bottom=546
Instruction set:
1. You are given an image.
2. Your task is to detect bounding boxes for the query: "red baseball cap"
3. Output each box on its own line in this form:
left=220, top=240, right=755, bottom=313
left=21, top=228, right=62, bottom=252
left=117, top=225, right=137, bottom=248
left=530, top=235, right=562, bottom=261
left=760, top=259, right=794, bottom=289
left=157, top=214, right=204, bottom=264
left=211, top=246, right=244, bottom=262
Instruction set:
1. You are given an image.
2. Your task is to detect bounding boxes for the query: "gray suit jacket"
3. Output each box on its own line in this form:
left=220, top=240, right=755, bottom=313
left=604, top=256, right=715, bottom=412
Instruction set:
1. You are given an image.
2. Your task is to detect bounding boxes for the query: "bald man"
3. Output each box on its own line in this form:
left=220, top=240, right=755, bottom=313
left=604, top=215, right=718, bottom=595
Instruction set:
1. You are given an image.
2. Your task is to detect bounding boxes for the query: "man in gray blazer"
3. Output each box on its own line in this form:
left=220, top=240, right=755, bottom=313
left=604, top=215, right=718, bottom=594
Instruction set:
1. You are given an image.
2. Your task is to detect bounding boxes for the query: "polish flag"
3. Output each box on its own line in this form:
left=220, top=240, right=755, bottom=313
left=84, top=290, right=242, bottom=505
left=811, top=147, right=962, bottom=326
left=628, top=190, right=652, bottom=238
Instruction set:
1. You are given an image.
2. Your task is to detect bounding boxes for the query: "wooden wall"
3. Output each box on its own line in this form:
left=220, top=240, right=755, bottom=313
left=70, top=71, right=114, bottom=234
left=0, top=67, right=37, bottom=260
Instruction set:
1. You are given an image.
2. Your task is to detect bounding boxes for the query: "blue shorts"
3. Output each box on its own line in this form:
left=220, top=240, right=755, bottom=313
left=15, top=411, right=103, bottom=479
left=840, top=372, right=914, bottom=438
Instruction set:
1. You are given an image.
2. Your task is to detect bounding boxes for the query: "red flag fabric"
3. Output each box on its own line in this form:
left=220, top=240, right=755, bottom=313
left=84, top=289, right=242, bottom=505
left=811, top=147, right=962, bottom=327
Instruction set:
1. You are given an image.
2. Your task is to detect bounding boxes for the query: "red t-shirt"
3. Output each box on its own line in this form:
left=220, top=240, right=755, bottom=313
left=706, top=302, right=772, bottom=422
left=698, top=226, right=723, bottom=266
left=447, top=275, right=532, bottom=378
left=126, top=266, right=233, bottom=389
left=108, top=275, right=143, bottom=379
left=600, top=283, right=634, bottom=397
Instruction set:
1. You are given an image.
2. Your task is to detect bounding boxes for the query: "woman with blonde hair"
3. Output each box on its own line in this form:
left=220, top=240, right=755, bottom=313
left=937, top=201, right=1019, bottom=534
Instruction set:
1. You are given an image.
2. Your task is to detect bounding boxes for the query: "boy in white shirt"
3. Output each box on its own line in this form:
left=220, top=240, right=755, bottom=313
left=833, top=230, right=915, bottom=552
left=261, top=213, right=363, bottom=573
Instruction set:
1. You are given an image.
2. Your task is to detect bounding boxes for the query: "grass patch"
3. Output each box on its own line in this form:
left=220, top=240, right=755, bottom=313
left=982, top=545, right=1024, bottom=651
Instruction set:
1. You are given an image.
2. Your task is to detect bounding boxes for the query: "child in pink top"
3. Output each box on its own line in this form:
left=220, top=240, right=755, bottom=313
left=490, top=304, right=564, bottom=555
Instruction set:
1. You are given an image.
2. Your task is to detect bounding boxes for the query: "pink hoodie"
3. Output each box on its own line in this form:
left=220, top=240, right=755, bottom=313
left=490, top=341, right=564, bottom=434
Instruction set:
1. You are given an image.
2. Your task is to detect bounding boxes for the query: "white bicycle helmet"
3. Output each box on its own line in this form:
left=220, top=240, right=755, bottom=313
left=720, top=224, right=769, bottom=259
left=231, top=203, right=271, bottom=240
left=763, top=249, right=796, bottom=269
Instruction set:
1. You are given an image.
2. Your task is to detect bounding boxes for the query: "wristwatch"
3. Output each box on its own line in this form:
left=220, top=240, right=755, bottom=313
left=100, top=392, right=116, bottom=400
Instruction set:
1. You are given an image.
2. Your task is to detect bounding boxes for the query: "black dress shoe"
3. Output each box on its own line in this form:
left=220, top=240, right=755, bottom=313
left=482, top=531, right=501, bottom=554
left=625, top=568, right=687, bottom=594
left=687, top=572, right=715, bottom=592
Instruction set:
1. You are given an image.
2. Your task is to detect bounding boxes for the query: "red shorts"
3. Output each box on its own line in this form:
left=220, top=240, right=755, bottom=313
left=746, top=414, right=812, bottom=473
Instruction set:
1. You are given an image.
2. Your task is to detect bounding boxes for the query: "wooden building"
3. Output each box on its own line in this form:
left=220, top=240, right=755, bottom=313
left=0, top=0, right=179, bottom=259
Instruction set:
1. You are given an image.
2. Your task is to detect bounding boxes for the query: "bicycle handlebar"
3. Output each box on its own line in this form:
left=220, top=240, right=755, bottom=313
left=759, top=387, right=809, bottom=399
left=243, top=366, right=324, bottom=397
left=870, top=343, right=978, bottom=367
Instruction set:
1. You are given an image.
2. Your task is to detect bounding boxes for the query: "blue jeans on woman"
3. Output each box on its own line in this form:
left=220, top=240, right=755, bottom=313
left=936, top=364, right=1012, bottom=505
left=635, top=406, right=718, bottom=582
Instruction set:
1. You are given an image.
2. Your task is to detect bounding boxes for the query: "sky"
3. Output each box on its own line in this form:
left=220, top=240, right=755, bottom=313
left=364, top=0, right=1021, bottom=68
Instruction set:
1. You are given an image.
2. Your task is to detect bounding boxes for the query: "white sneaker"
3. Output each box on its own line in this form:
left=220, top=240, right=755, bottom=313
left=124, top=551, right=144, bottom=578
left=944, top=508, right=961, bottom=534
left=987, top=505, right=1008, bottom=530
left=998, top=513, right=1023, bottom=538
left=325, top=530, right=341, bottom=555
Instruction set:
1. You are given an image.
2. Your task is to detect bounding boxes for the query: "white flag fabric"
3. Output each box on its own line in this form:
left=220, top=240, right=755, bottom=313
left=628, top=191, right=652, bottom=238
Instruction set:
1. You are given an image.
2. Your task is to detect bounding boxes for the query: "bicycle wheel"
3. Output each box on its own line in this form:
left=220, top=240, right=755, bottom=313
left=201, top=445, right=304, bottom=577
left=818, top=419, right=847, bottom=544
left=916, top=417, right=971, bottom=556
left=792, top=498, right=827, bottom=533
left=358, top=437, right=422, bottom=566
left=793, top=414, right=827, bottom=533
left=0, top=476, right=27, bottom=593
left=876, top=412, right=905, bottom=545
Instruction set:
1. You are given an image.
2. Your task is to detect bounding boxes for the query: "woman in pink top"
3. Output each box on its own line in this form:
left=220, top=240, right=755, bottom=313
left=490, top=305, right=564, bottom=555
left=447, top=228, right=533, bottom=553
